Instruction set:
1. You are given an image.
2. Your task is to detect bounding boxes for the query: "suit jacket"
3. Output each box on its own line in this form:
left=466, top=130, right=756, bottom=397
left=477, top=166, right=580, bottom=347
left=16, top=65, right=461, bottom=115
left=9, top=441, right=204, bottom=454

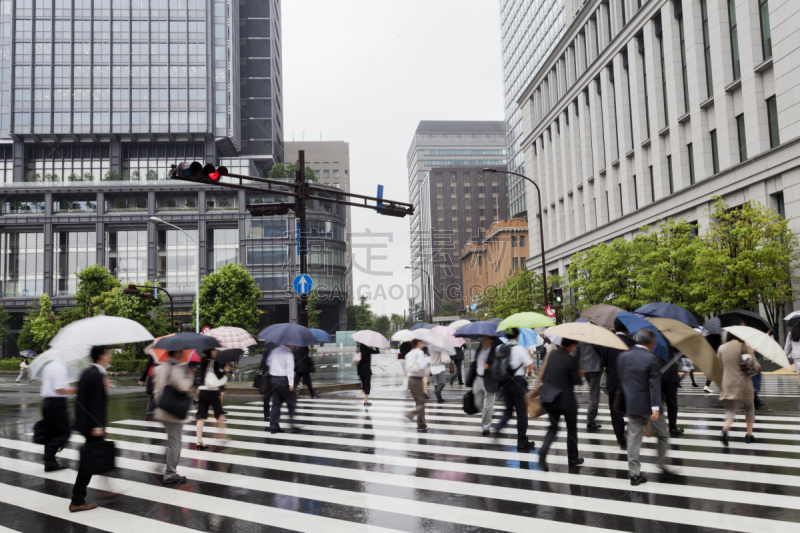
left=293, top=346, right=311, bottom=374
left=618, top=346, right=663, bottom=417
left=471, top=340, right=502, bottom=393
left=539, top=348, right=582, bottom=409
left=600, top=333, right=636, bottom=392
left=718, top=340, right=755, bottom=400
left=452, top=346, right=465, bottom=362
left=578, top=342, right=603, bottom=373
left=661, top=347, right=681, bottom=384
left=73, top=365, right=107, bottom=437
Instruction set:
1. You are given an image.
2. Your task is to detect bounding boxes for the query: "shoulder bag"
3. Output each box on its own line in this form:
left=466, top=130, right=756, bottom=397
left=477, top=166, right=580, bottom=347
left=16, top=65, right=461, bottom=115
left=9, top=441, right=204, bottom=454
left=351, top=351, right=362, bottom=366
left=408, top=353, right=431, bottom=377
left=156, top=364, right=192, bottom=419
left=79, top=439, right=115, bottom=476
left=462, top=389, right=479, bottom=415
left=525, top=352, right=550, bottom=418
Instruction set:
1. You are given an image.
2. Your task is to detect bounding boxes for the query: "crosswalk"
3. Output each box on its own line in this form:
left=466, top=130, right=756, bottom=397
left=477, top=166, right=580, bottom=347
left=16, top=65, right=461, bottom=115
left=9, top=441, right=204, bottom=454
left=1, top=396, right=800, bottom=532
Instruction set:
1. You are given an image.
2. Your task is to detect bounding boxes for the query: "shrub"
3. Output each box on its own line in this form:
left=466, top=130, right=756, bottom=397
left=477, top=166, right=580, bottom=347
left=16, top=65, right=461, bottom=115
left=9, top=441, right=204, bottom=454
left=0, top=358, right=22, bottom=371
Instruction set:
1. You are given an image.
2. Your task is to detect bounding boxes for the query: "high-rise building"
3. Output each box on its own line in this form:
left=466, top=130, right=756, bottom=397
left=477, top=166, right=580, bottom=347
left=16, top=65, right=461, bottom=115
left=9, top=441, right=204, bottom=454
left=500, top=0, right=566, bottom=218
left=406, top=121, right=507, bottom=320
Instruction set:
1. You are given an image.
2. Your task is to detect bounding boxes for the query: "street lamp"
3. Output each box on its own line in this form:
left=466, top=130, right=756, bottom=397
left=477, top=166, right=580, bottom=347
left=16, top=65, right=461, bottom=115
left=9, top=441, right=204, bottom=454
left=405, top=265, right=432, bottom=323
left=149, top=216, right=200, bottom=333
left=483, top=168, right=548, bottom=307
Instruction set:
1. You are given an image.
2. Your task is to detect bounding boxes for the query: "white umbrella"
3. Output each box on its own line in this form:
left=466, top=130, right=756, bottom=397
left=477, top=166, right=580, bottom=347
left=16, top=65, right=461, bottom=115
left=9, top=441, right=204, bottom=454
left=431, top=325, right=466, bottom=347
left=351, top=330, right=390, bottom=349
left=723, top=326, right=792, bottom=370
left=50, top=316, right=154, bottom=347
left=28, top=345, right=92, bottom=381
left=391, top=329, right=417, bottom=342
left=784, top=311, right=800, bottom=322
left=414, top=329, right=456, bottom=355
left=448, top=319, right=471, bottom=330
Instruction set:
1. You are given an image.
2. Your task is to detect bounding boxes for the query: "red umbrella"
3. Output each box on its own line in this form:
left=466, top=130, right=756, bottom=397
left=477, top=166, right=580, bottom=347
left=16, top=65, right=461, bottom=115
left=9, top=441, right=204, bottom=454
left=147, top=334, right=193, bottom=364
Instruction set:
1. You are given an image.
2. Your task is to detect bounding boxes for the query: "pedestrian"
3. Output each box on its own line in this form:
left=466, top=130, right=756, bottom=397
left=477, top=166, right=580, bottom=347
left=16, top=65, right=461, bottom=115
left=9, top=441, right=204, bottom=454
left=399, top=341, right=412, bottom=360
left=153, top=350, right=195, bottom=485
left=40, top=359, right=75, bottom=472
left=751, top=363, right=765, bottom=409
left=356, top=343, right=379, bottom=406
left=683, top=356, right=699, bottom=387
left=536, top=337, right=583, bottom=470
left=194, top=351, right=228, bottom=450
left=70, top=346, right=112, bottom=513
left=422, top=346, right=430, bottom=399
left=258, top=342, right=277, bottom=421
left=404, top=339, right=430, bottom=431
left=138, top=356, right=157, bottom=421
left=491, top=328, right=534, bottom=450
left=599, top=318, right=636, bottom=449
left=619, top=329, right=674, bottom=486
left=470, top=335, right=501, bottom=435
left=718, top=331, right=758, bottom=445
left=429, top=348, right=448, bottom=403
left=268, top=343, right=299, bottom=434
left=449, top=345, right=465, bottom=386
left=16, top=356, right=31, bottom=383
left=662, top=347, right=683, bottom=437
left=577, top=341, right=603, bottom=432
left=785, top=322, right=800, bottom=388
left=293, top=345, right=318, bottom=398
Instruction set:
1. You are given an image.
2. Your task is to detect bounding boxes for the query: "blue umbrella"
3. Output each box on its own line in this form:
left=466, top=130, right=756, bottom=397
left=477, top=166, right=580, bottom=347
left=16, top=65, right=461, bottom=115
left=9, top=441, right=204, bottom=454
left=636, top=303, right=699, bottom=329
left=517, top=328, right=539, bottom=348
left=309, top=328, right=333, bottom=343
left=454, top=321, right=500, bottom=338
left=258, top=323, right=319, bottom=346
left=409, top=322, right=435, bottom=331
left=617, top=312, right=669, bottom=361
left=19, top=350, right=37, bottom=358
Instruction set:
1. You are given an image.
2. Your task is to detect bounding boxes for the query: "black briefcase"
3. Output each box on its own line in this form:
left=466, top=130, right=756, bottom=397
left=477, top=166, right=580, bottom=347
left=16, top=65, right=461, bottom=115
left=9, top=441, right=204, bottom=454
left=253, top=374, right=263, bottom=390
left=157, top=384, right=192, bottom=419
left=79, top=440, right=115, bottom=476
left=462, top=390, right=479, bottom=415
left=611, top=389, right=626, bottom=414
left=33, top=420, right=48, bottom=444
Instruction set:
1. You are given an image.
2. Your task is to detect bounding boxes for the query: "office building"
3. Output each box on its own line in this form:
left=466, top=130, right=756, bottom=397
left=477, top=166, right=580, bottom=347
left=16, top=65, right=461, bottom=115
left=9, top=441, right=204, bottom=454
left=406, top=120, right=508, bottom=319
left=500, top=0, right=566, bottom=218
left=517, top=0, right=800, bottom=309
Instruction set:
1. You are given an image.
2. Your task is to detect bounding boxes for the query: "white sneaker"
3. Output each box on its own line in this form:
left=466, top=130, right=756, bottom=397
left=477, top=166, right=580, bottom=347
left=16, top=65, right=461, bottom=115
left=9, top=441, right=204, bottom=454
left=703, top=386, right=711, bottom=393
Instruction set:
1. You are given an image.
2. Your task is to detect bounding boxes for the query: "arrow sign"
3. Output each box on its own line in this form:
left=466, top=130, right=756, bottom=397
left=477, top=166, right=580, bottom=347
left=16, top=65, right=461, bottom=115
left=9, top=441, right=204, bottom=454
left=376, top=184, right=384, bottom=214
left=293, top=274, right=313, bottom=295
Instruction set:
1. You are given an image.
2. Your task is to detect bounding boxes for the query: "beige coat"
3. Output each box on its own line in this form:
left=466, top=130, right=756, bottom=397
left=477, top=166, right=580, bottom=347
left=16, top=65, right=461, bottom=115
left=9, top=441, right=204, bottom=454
left=153, top=358, right=194, bottom=423
left=718, top=340, right=755, bottom=401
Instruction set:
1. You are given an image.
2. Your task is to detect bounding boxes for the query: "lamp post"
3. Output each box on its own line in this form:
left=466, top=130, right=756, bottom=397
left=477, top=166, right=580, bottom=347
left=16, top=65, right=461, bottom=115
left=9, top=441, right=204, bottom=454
left=149, top=216, right=200, bottom=333
left=405, top=265, right=432, bottom=323
left=483, top=168, right=548, bottom=307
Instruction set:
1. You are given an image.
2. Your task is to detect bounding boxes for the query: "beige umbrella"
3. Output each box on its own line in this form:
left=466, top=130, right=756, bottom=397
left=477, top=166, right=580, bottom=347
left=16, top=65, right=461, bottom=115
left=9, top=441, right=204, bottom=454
left=543, top=322, right=628, bottom=350
left=648, top=318, right=722, bottom=388
left=448, top=319, right=472, bottom=330
left=579, top=304, right=626, bottom=329
left=723, top=326, right=792, bottom=370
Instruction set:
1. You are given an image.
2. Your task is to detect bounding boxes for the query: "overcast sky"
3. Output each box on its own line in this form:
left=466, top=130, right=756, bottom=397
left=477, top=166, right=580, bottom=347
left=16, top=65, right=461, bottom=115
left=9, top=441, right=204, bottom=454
left=282, top=0, right=505, bottom=318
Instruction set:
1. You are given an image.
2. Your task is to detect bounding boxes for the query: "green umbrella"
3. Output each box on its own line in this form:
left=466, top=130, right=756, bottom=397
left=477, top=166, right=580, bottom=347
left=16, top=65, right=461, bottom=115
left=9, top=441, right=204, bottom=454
left=496, top=312, right=554, bottom=331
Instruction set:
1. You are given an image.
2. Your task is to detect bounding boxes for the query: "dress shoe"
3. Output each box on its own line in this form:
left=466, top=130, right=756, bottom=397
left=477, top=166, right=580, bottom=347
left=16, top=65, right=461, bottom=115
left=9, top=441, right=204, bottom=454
left=619, top=444, right=627, bottom=451
left=629, top=475, right=647, bottom=486
left=364, top=402, right=372, bottom=406
left=311, top=392, right=320, bottom=398
left=754, top=394, right=765, bottom=409
left=417, top=427, right=428, bottom=433
left=720, top=430, right=729, bottom=447
left=44, top=462, right=67, bottom=472
left=163, top=475, right=186, bottom=485
left=516, top=439, right=534, bottom=450
left=586, top=423, right=602, bottom=432
left=69, top=503, right=99, bottom=513
left=670, top=428, right=685, bottom=438
left=538, top=455, right=549, bottom=472
left=482, top=429, right=490, bottom=436
left=568, top=457, right=584, bottom=467
left=270, top=428, right=285, bottom=434
left=745, top=433, right=757, bottom=444
left=691, top=382, right=699, bottom=387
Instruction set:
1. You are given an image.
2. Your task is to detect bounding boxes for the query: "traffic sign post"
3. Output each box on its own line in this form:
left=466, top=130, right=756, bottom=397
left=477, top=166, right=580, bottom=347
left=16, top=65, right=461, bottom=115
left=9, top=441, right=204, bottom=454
left=545, top=305, right=556, bottom=318
left=202, top=326, right=211, bottom=335
left=293, top=274, right=313, bottom=295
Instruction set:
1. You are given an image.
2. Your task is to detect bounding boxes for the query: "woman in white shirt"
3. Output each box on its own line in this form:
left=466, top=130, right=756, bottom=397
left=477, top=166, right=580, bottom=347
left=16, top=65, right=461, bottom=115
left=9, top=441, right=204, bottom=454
left=404, top=340, right=430, bottom=431
left=785, top=322, right=800, bottom=388
left=195, top=350, right=229, bottom=449
left=429, top=349, right=448, bottom=404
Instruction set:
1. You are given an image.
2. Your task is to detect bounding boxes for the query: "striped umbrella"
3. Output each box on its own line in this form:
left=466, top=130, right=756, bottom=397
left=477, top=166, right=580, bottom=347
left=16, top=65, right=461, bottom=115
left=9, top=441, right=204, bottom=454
left=206, top=327, right=257, bottom=350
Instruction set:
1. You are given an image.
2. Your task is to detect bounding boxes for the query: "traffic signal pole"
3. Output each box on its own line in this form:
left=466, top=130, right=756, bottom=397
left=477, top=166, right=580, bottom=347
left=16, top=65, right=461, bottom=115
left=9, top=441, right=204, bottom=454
left=297, top=150, right=309, bottom=328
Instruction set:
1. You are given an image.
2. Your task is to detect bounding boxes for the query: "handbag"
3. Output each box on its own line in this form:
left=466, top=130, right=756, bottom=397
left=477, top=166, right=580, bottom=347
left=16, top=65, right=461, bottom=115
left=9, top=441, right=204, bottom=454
left=351, top=351, right=362, bottom=366
left=462, top=390, right=479, bottom=415
left=526, top=352, right=551, bottom=418
left=33, top=420, right=48, bottom=444
left=253, top=373, right=263, bottom=390
left=409, top=363, right=431, bottom=377
left=79, top=440, right=115, bottom=476
left=259, top=374, right=271, bottom=396
left=441, top=352, right=451, bottom=365
left=156, top=364, right=192, bottom=419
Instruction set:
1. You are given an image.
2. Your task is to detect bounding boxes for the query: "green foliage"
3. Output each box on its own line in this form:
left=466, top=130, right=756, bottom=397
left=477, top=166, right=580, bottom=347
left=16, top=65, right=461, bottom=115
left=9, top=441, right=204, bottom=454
left=81, top=172, right=94, bottom=182
left=372, top=314, right=391, bottom=338
left=58, top=306, right=87, bottom=329
left=75, top=265, right=121, bottom=317
left=68, top=172, right=81, bottom=182
left=0, top=306, right=9, bottom=349
left=92, top=281, right=171, bottom=338
left=108, top=358, right=148, bottom=374
left=26, top=171, right=41, bottom=182
left=440, top=300, right=459, bottom=316
left=390, top=313, right=405, bottom=332
left=0, top=358, right=23, bottom=371
left=307, top=290, right=322, bottom=329
left=27, top=295, right=61, bottom=352
left=268, top=163, right=319, bottom=182
left=191, top=263, right=262, bottom=332
left=346, top=295, right=373, bottom=331
left=145, top=169, right=158, bottom=181
left=131, top=170, right=141, bottom=181
left=103, top=170, right=123, bottom=181
left=44, top=172, right=60, bottom=183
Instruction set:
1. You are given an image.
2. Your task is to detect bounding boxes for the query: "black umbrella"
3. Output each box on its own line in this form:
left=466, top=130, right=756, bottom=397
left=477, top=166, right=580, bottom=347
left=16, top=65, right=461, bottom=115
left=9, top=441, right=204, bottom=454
left=718, top=310, right=772, bottom=333
left=153, top=332, right=221, bottom=352
left=216, top=348, right=244, bottom=365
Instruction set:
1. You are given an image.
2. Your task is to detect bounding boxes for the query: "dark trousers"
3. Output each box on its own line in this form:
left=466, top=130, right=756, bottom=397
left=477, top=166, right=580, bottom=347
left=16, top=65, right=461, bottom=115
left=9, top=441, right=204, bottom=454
left=584, top=371, right=602, bottom=426
left=662, top=380, right=679, bottom=431
left=42, top=397, right=71, bottom=465
left=607, top=386, right=627, bottom=446
left=262, top=394, right=271, bottom=421
left=269, top=377, right=297, bottom=430
left=71, top=435, right=102, bottom=506
left=496, top=376, right=528, bottom=440
left=296, top=371, right=315, bottom=396
left=539, top=402, right=579, bottom=462
left=450, top=360, right=464, bottom=385
left=145, top=394, right=157, bottom=420
left=359, top=374, right=371, bottom=396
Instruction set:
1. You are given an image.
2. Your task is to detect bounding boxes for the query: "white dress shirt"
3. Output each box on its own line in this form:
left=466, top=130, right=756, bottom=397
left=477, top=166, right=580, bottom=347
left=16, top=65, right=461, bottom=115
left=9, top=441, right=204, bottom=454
left=428, top=349, right=446, bottom=375
left=634, top=343, right=660, bottom=413
left=405, top=349, right=430, bottom=377
left=40, top=360, right=71, bottom=398
left=508, top=344, right=533, bottom=376
left=267, top=345, right=295, bottom=387
left=475, top=346, right=491, bottom=377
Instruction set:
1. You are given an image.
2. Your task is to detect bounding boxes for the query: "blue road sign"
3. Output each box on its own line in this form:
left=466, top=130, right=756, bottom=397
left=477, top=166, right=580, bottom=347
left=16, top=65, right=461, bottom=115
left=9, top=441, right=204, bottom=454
left=293, top=274, right=313, bottom=295
left=471, top=303, right=476, bottom=311
left=376, top=184, right=384, bottom=214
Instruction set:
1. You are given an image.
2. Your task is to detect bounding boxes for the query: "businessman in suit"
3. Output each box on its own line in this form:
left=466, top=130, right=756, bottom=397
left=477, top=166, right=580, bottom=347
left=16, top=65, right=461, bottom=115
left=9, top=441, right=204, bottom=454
left=70, top=346, right=112, bottom=512
left=600, top=318, right=637, bottom=449
left=537, top=338, right=584, bottom=471
left=619, top=329, right=674, bottom=486
left=662, top=347, right=683, bottom=437
left=578, top=341, right=604, bottom=431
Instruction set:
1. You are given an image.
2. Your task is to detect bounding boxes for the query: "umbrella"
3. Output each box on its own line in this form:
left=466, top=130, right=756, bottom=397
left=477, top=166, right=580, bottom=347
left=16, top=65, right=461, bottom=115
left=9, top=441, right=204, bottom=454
left=719, top=310, right=772, bottom=333
left=454, top=321, right=501, bottom=338
left=449, top=319, right=472, bottom=330
left=49, top=315, right=154, bottom=347
left=409, top=322, right=435, bottom=331
left=27, top=345, right=92, bottom=380
left=351, top=330, right=390, bottom=349
left=580, top=304, right=626, bottom=329
left=648, top=318, right=723, bottom=387
left=496, top=312, right=554, bottom=332
left=258, top=323, right=319, bottom=347
left=308, top=328, right=333, bottom=343
left=487, top=318, right=504, bottom=325
left=154, top=332, right=221, bottom=352
left=19, top=350, right=37, bottom=359
left=723, top=326, right=792, bottom=370
left=517, top=328, right=540, bottom=348
left=205, top=327, right=257, bottom=350
left=147, top=335, right=192, bottom=364
left=702, top=317, right=723, bottom=335
left=543, top=323, right=628, bottom=350
left=391, top=329, right=417, bottom=342
left=216, top=348, right=244, bottom=365
left=636, top=303, right=700, bottom=328
left=413, top=328, right=456, bottom=355
left=431, top=325, right=466, bottom=347
left=616, top=312, right=669, bottom=361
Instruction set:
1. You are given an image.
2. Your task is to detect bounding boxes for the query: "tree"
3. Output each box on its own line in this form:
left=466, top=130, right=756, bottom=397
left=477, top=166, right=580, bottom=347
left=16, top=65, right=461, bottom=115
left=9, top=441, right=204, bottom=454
left=103, top=170, right=123, bottom=181
left=440, top=300, right=459, bottom=316
left=307, top=290, right=322, bottom=329
left=21, top=295, right=61, bottom=353
left=0, top=306, right=10, bottom=353
left=75, top=265, right=120, bottom=317
left=346, top=295, right=373, bottom=330
left=372, top=314, right=391, bottom=338
left=267, top=163, right=319, bottom=183
left=91, top=281, right=171, bottom=338
left=191, top=263, right=262, bottom=332
left=390, top=313, right=405, bottom=333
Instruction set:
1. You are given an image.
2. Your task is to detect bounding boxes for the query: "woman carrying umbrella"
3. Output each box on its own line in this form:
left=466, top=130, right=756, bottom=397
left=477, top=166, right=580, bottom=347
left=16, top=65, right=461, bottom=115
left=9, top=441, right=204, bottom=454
left=718, top=331, right=758, bottom=446
left=194, top=349, right=229, bottom=450
left=356, top=343, right=379, bottom=407
left=784, top=321, right=800, bottom=388
left=16, top=351, right=35, bottom=383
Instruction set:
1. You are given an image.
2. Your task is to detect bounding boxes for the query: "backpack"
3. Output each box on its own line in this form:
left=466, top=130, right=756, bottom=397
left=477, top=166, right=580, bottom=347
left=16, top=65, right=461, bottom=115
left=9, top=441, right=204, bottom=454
left=487, top=343, right=514, bottom=382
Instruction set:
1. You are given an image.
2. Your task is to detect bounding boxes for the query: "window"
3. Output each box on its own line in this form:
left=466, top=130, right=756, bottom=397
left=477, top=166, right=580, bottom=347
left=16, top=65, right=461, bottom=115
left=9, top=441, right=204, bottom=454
left=54, top=231, right=96, bottom=295
left=656, top=16, right=669, bottom=124
left=759, top=0, right=772, bottom=60
left=519, top=236, right=525, bottom=247
left=207, top=228, right=238, bottom=272
left=513, top=257, right=519, bottom=270
left=0, top=232, right=44, bottom=297
left=649, top=165, right=655, bottom=202
left=253, top=273, right=288, bottom=292
left=736, top=114, right=747, bottom=162
left=246, top=219, right=287, bottom=239
left=728, top=0, right=740, bottom=80
left=767, top=96, right=779, bottom=148
left=638, top=33, right=651, bottom=138
left=107, top=230, right=147, bottom=286
left=688, top=143, right=696, bottom=185
left=710, top=129, right=720, bottom=174
left=701, top=0, right=713, bottom=97
left=667, top=155, right=674, bottom=194
left=619, top=183, right=623, bottom=216
left=678, top=13, right=689, bottom=114
left=157, top=229, right=198, bottom=293
left=511, top=236, right=517, bottom=248
left=633, top=175, right=639, bottom=210
left=246, top=246, right=286, bottom=266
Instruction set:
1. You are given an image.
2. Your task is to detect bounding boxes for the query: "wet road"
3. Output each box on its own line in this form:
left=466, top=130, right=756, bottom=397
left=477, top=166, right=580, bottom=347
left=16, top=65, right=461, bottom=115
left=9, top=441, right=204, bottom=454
left=1, top=378, right=800, bottom=532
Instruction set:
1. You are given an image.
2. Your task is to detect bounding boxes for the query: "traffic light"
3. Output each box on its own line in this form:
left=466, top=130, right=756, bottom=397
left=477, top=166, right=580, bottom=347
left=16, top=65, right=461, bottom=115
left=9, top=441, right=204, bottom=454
left=552, top=287, right=564, bottom=309
left=246, top=202, right=295, bottom=217
left=170, top=162, right=228, bottom=184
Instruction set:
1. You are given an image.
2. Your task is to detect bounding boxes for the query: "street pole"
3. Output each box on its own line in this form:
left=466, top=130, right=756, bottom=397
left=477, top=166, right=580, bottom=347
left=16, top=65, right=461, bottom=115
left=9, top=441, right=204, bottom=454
left=483, top=168, right=548, bottom=308
left=149, top=216, right=201, bottom=332
left=297, top=150, right=309, bottom=328
left=122, top=284, right=176, bottom=332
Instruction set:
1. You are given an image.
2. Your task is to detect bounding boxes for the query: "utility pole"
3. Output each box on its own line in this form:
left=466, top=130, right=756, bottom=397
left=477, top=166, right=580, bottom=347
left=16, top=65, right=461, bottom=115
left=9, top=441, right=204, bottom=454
left=297, top=150, right=309, bottom=328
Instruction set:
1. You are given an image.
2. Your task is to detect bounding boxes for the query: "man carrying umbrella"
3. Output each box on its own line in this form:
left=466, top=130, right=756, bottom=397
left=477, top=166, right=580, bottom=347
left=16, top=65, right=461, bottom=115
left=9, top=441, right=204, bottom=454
left=599, top=318, right=636, bottom=449
left=40, top=358, right=75, bottom=471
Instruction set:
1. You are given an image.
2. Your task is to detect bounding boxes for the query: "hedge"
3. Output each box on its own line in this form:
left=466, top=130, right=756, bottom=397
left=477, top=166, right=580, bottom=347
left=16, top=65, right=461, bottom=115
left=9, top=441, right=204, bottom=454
left=109, top=359, right=148, bottom=374
left=0, top=358, right=23, bottom=371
